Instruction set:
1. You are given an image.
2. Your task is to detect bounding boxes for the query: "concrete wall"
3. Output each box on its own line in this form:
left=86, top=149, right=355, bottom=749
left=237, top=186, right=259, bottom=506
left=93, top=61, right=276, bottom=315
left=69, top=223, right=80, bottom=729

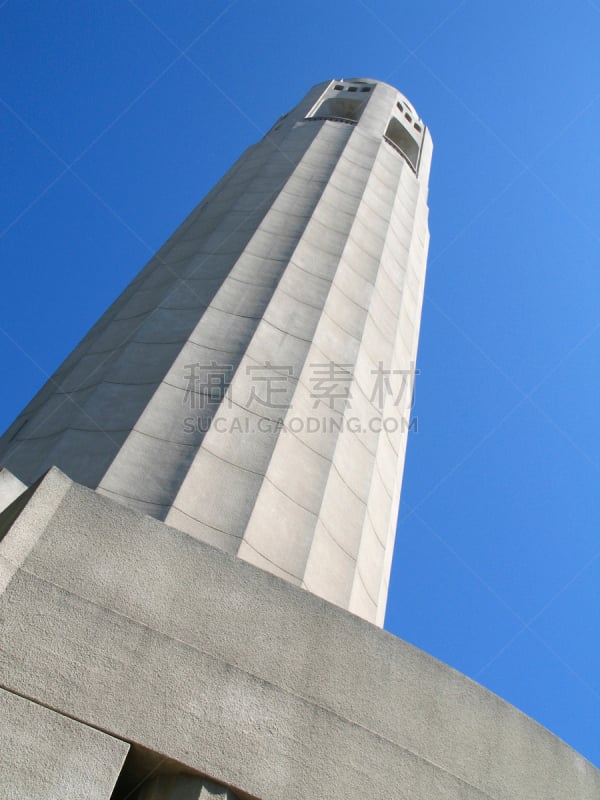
left=0, top=79, right=431, bottom=624
left=0, top=467, right=26, bottom=513
left=0, top=685, right=128, bottom=800
left=1, top=469, right=597, bottom=800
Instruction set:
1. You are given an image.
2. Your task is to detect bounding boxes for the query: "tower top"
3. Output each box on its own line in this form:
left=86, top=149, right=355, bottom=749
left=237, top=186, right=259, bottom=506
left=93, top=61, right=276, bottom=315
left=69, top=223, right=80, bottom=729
left=285, top=78, right=432, bottom=182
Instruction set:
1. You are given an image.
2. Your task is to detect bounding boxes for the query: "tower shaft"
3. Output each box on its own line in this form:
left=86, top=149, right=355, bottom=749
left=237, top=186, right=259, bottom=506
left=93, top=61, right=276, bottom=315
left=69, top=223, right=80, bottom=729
left=0, top=79, right=432, bottom=624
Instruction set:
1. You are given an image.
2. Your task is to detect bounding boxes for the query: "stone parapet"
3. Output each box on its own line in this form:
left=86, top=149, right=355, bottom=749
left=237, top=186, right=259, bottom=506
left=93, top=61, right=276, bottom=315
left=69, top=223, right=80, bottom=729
left=0, top=468, right=597, bottom=800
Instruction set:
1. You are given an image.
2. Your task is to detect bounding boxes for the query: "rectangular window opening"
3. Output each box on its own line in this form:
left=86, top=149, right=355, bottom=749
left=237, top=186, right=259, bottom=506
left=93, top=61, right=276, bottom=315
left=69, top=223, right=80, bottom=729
left=311, top=97, right=365, bottom=123
left=384, top=117, right=420, bottom=171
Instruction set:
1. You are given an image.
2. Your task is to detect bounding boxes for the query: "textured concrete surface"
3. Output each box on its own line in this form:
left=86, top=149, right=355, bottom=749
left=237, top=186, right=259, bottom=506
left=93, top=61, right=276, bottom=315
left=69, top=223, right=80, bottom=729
left=0, top=685, right=128, bottom=800
left=1, top=469, right=597, bottom=800
left=0, top=79, right=431, bottom=624
left=0, top=467, right=26, bottom=513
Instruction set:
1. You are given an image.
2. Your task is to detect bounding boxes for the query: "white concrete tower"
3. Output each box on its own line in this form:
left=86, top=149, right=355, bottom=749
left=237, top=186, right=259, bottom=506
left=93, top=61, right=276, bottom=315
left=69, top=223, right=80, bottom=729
left=0, top=79, right=432, bottom=625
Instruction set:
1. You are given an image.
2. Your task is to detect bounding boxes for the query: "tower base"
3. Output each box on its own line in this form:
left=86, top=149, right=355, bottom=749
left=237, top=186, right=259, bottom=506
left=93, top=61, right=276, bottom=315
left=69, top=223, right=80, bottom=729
left=0, top=468, right=597, bottom=799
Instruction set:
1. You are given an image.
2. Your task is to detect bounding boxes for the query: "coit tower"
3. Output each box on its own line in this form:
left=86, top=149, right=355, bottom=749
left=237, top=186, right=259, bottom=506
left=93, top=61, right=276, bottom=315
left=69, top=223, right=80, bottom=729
left=0, top=78, right=432, bottom=626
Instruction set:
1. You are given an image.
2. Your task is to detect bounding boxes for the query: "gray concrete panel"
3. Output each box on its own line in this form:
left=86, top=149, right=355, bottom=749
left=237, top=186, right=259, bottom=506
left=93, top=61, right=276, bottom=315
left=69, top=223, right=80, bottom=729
left=0, top=468, right=27, bottom=513
left=0, top=470, right=597, bottom=800
left=0, top=685, right=128, bottom=800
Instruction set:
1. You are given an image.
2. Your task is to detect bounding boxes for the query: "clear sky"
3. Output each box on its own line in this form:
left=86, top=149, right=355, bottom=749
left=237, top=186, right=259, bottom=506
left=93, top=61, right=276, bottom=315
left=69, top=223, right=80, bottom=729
left=1, top=0, right=598, bottom=767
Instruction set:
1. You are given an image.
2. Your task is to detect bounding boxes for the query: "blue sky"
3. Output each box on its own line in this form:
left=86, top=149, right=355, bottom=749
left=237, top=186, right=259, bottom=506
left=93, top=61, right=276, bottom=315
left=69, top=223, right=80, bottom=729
left=1, top=0, right=598, bottom=767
